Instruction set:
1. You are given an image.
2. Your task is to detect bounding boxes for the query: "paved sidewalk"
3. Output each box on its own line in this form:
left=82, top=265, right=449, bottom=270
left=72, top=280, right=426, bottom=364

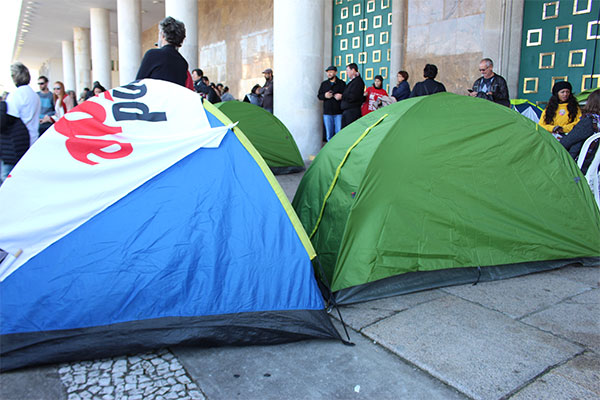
left=1, top=168, right=598, bottom=400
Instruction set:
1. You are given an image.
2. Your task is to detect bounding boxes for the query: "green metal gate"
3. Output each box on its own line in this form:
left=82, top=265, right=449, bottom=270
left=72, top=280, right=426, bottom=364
left=332, top=0, right=393, bottom=92
left=518, top=0, right=600, bottom=105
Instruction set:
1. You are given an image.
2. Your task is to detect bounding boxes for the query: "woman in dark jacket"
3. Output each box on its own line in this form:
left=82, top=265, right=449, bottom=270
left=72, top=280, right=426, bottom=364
left=560, top=89, right=600, bottom=174
left=1, top=101, right=30, bottom=184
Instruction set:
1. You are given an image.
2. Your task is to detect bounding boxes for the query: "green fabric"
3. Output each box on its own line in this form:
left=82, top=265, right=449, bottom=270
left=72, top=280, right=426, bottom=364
left=293, top=93, right=600, bottom=292
left=215, top=102, right=303, bottom=168
left=510, top=99, right=541, bottom=109
left=576, top=88, right=596, bottom=103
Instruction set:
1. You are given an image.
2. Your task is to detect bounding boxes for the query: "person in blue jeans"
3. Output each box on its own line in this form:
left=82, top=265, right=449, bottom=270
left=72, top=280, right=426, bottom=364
left=317, top=66, right=346, bottom=141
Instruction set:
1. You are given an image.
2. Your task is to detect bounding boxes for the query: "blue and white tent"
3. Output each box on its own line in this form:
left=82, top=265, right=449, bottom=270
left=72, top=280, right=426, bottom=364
left=0, top=80, right=340, bottom=371
left=510, top=99, right=543, bottom=123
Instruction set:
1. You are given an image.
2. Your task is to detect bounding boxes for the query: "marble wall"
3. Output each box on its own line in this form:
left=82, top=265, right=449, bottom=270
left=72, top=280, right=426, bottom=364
left=197, top=0, right=273, bottom=100
left=140, top=0, right=273, bottom=100
left=404, top=0, right=486, bottom=94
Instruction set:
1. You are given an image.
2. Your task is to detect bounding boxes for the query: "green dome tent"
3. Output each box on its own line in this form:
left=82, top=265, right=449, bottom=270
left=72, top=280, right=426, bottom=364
left=575, top=88, right=597, bottom=105
left=215, top=101, right=304, bottom=174
left=292, top=93, right=600, bottom=304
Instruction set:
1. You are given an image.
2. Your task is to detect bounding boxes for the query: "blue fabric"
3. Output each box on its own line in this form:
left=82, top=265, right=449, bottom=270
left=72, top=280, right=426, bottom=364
left=323, top=114, right=342, bottom=141
left=1, top=112, right=325, bottom=334
left=514, top=103, right=542, bottom=118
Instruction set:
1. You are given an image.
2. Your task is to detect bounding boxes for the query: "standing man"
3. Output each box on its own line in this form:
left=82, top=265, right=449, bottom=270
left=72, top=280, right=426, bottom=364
left=317, top=66, right=346, bottom=141
left=468, top=58, right=510, bottom=107
left=36, top=76, right=55, bottom=135
left=340, top=63, right=365, bottom=128
left=260, top=68, right=274, bottom=113
left=136, top=17, right=188, bottom=87
left=3, top=62, right=40, bottom=181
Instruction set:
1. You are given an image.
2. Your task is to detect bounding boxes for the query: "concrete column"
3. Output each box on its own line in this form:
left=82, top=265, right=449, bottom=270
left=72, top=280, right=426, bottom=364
left=90, top=8, right=112, bottom=89
left=323, top=0, right=333, bottom=70
left=61, top=41, right=76, bottom=92
left=73, top=27, right=91, bottom=96
left=117, top=0, right=142, bottom=85
left=483, top=0, right=524, bottom=99
left=390, top=0, right=407, bottom=79
left=274, top=0, right=324, bottom=160
left=165, top=0, right=198, bottom=69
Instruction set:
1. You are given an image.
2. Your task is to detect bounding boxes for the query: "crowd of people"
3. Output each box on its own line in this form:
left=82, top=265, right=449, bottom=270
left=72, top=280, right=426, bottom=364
left=315, top=57, right=599, bottom=176
left=1, top=15, right=598, bottom=186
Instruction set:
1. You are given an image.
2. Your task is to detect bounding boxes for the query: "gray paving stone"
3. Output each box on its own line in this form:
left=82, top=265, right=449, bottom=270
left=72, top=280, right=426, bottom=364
left=547, top=265, right=600, bottom=287
left=510, top=352, right=600, bottom=399
left=521, top=289, right=600, bottom=352
left=0, top=364, right=67, bottom=400
left=362, top=295, right=582, bottom=400
left=174, top=321, right=466, bottom=400
left=335, top=289, right=445, bottom=331
left=442, top=272, right=591, bottom=318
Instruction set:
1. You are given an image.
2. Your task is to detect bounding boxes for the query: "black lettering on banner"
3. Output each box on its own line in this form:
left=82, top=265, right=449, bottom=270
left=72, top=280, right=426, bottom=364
left=112, top=82, right=147, bottom=99
left=113, top=103, right=167, bottom=122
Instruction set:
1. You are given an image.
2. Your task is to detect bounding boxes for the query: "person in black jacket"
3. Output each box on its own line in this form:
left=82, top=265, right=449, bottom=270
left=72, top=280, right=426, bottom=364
left=1, top=101, right=30, bottom=185
left=136, top=17, right=188, bottom=87
left=317, top=65, right=346, bottom=141
left=560, top=89, right=600, bottom=174
left=410, top=64, right=446, bottom=98
left=341, top=63, right=365, bottom=128
left=468, top=58, right=510, bottom=107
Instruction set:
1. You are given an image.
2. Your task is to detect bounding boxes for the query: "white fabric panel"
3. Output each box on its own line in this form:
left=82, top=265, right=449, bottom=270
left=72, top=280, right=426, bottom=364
left=0, top=79, right=233, bottom=281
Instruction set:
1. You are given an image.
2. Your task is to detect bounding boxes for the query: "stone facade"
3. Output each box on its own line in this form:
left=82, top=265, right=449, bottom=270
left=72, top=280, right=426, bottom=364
left=403, top=0, right=486, bottom=95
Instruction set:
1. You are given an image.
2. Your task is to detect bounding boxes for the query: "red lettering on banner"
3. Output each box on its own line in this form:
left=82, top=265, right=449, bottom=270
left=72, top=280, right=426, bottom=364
left=53, top=98, right=132, bottom=165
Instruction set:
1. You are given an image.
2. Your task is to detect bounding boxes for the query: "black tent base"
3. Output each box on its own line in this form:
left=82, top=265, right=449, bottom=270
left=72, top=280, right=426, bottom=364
left=333, top=257, right=600, bottom=305
left=270, top=165, right=305, bottom=175
left=1, top=309, right=341, bottom=372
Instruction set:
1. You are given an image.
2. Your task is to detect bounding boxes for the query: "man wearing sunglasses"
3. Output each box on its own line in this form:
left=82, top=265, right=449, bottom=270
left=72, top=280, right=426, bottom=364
left=36, top=76, right=55, bottom=135
left=468, top=58, right=510, bottom=107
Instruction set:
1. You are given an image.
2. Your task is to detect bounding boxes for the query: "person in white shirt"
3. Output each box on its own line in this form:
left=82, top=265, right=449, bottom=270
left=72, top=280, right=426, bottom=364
left=5, top=62, right=41, bottom=147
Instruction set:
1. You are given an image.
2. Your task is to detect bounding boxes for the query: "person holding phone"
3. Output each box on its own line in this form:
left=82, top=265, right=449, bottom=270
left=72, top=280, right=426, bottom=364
left=468, top=58, right=510, bottom=107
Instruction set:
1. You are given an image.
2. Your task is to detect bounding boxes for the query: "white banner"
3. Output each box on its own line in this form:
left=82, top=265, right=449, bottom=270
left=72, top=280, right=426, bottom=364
left=0, top=79, right=233, bottom=281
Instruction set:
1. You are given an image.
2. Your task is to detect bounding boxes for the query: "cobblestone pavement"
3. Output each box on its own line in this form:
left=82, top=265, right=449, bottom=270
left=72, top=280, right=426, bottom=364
left=58, top=349, right=205, bottom=400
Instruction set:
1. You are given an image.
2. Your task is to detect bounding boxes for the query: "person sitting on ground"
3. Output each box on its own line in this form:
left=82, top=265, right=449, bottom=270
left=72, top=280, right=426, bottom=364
left=243, top=84, right=263, bottom=107
left=42, top=81, right=74, bottom=124
left=361, top=75, right=388, bottom=116
left=92, top=82, right=107, bottom=95
left=191, top=68, right=211, bottom=99
left=201, top=77, right=221, bottom=103
left=392, top=70, right=410, bottom=101
left=67, top=90, right=78, bottom=108
left=216, top=83, right=224, bottom=97
left=136, top=16, right=188, bottom=87
left=220, top=86, right=235, bottom=102
left=559, top=89, right=600, bottom=174
left=539, top=81, right=582, bottom=139
left=79, top=88, right=90, bottom=103
left=410, top=64, right=446, bottom=98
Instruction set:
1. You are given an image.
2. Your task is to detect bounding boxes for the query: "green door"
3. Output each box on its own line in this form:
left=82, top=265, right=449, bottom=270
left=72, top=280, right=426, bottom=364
left=518, top=0, right=600, bottom=105
left=332, top=0, right=392, bottom=92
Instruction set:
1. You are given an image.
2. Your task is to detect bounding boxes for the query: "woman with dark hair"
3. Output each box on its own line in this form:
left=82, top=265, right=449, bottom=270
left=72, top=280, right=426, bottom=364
left=560, top=89, right=600, bottom=173
left=243, top=84, right=263, bottom=107
left=92, top=82, right=107, bottom=95
left=392, top=70, right=410, bottom=101
left=539, top=81, right=581, bottom=138
left=361, top=75, right=388, bottom=116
